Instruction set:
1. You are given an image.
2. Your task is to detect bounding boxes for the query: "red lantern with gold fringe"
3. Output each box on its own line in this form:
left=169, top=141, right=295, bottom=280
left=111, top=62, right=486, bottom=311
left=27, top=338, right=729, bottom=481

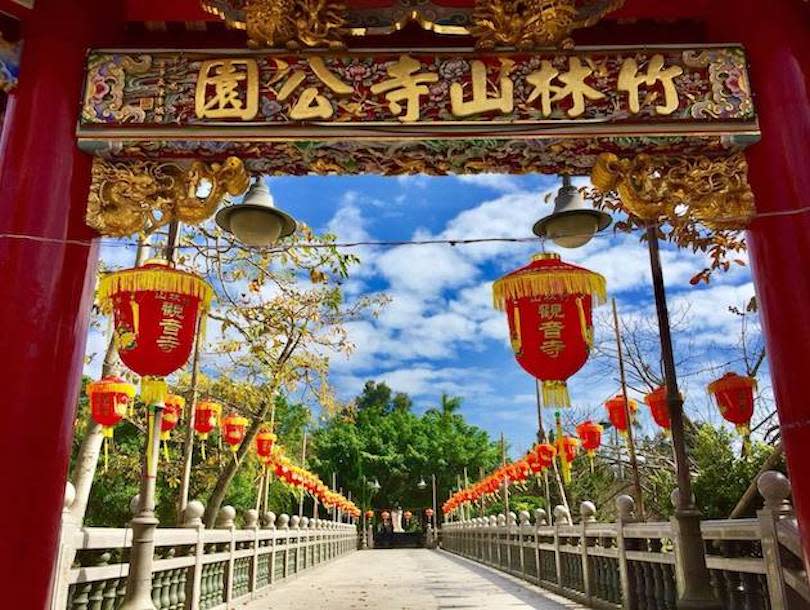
left=493, top=253, right=607, bottom=408
left=87, top=376, right=136, bottom=472
left=160, top=394, right=184, bottom=441
left=557, top=436, right=579, bottom=484
left=605, top=395, right=638, bottom=436
left=708, top=373, right=757, bottom=437
left=194, top=399, right=220, bottom=440
left=644, top=386, right=672, bottom=433
left=576, top=421, right=603, bottom=472
left=255, top=428, right=277, bottom=462
left=97, top=261, right=213, bottom=405
left=87, top=376, right=135, bottom=438
left=365, top=510, right=374, bottom=520
left=222, top=413, right=249, bottom=453
left=533, top=443, right=557, bottom=470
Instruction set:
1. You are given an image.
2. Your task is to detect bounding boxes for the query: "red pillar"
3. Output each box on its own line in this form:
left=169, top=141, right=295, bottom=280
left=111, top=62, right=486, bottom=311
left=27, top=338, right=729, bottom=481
left=709, top=0, right=810, bottom=565
left=0, top=1, right=122, bottom=606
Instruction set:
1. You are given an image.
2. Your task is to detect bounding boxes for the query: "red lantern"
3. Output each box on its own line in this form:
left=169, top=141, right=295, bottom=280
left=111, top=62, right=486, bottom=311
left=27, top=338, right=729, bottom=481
left=576, top=420, right=603, bottom=473
left=708, top=373, right=757, bottom=437
left=425, top=508, right=434, bottom=518
left=605, top=395, right=638, bottom=436
left=255, top=428, right=277, bottom=462
left=365, top=510, right=374, bottom=520
left=644, top=386, right=671, bottom=433
left=194, top=399, right=221, bottom=440
left=404, top=511, right=413, bottom=521
left=97, top=261, right=213, bottom=404
left=493, top=253, right=607, bottom=408
left=160, top=394, right=184, bottom=441
left=222, top=413, right=249, bottom=453
left=87, top=376, right=136, bottom=472
left=87, top=376, right=135, bottom=438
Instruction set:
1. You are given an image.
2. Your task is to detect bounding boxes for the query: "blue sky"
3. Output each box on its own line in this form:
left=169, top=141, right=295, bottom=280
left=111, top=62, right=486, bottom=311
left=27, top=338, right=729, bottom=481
left=88, top=173, right=766, bottom=457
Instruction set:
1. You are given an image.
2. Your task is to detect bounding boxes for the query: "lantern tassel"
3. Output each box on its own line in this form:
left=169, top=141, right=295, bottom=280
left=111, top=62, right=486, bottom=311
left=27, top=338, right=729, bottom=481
left=103, top=436, right=109, bottom=474
left=97, top=267, right=214, bottom=313
left=493, top=268, right=607, bottom=311
left=162, top=440, right=169, bottom=463
left=576, top=297, right=593, bottom=348
left=141, top=377, right=168, bottom=405
left=589, top=451, right=594, bottom=474
left=201, top=440, right=207, bottom=461
left=542, top=381, right=571, bottom=408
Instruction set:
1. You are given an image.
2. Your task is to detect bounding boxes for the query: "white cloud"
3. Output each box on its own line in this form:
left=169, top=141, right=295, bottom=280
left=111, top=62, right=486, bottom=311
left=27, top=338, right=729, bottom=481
left=455, top=174, right=523, bottom=193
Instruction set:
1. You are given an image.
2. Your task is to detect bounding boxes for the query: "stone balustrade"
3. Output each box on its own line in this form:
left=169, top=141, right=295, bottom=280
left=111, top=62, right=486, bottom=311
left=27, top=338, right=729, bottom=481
left=54, top=496, right=357, bottom=610
left=441, top=471, right=810, bottom=610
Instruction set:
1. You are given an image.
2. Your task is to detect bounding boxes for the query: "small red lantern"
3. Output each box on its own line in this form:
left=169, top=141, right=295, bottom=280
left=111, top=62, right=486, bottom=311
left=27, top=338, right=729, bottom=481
left=644, top=386, right=671, bottom=433
left=605, top=395, right=638, bottom=436
left=194, top=399, right=220, bottom=440
left=365, top=510, right=374, bottom=520
left=160, top=394, right=185, bottom=441
left=425, top=508, right=434, bottom=518
left=493, top=253, right=607, bottom=408
left=576, top=420, right=603, bottom=472
left=87, top=376, right=136, bottom=472
left=97, top=261, right=213, bottom=404
left=87, top=376, right=135, bottom=438
left=222, top=413, right=249, bottom=453
left=254, top=428, right=277, bottom=462
left=381, top=511, right=391, bottom=520
left=708, top=373, right=757, bottom=437
left=404, top=511, right=413, bottom=521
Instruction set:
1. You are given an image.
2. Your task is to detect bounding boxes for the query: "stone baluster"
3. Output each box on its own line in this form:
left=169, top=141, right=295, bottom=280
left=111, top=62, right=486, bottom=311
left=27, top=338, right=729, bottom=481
left=518, top=511, right=530, bottom=578
left=756, top=470, right=793, bottom=610
left=615, top=494, right=638, bottom=610
left=291, top=515, right=301, bottom=574
left=88, top=552, right=111, bottom=610
left=553, top=505, right=571, bottom=588
left=262, top=512, right=277, bottom=584
left=580, top=501, right=596, bottom=600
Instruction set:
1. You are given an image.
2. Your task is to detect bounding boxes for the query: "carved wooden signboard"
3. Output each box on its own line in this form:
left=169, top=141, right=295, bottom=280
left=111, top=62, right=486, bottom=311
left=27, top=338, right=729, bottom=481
left=78, top=46, right=758, bottom=175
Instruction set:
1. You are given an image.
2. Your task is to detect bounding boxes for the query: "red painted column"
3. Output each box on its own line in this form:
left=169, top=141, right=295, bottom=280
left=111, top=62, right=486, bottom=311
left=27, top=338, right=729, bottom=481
left=0, top=1, right=122, bottom=606
left=709, top=0, right=810, bottom=566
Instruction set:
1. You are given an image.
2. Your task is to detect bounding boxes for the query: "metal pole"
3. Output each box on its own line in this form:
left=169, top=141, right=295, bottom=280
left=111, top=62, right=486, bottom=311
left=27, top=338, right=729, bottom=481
left=612, top=298, right=645, bottom=518
left=647, top=226, right=719, bottom=608
left=298, top=429, right=307, bottom=518
left=534, top=380, right=553, bottom=513
left=457, top=475, right=465, bottom=521
left=177, top=322, right=202, bottom=522
left=164, top=220, right=180, bottom=264
left=431, top=474, right=437, bottom=530
left=501, top=433, right=509, bottom=519
left=120, top=402, right=164, bottom=610
left=332, top=472, right=337, bottom=521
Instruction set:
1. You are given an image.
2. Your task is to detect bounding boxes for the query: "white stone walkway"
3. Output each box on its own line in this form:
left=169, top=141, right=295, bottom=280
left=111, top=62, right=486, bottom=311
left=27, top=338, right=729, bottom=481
left=246, top=549, right=587, bottom=609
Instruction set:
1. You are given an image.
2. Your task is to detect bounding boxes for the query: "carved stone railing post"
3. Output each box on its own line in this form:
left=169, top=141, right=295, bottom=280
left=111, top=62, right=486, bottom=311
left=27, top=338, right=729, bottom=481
left=756, top=471, right=793, bottom=609
left=553, top=505, right=571, bottom=588
left=508, top=512, right=517, bottom=572
left=262, top=512, right=277, bottom=585
left=183, top=500, right=206, bottom=609
left=580, top=501, right=597, bottom=600
left=216, top=506, right=237, bottom=604
left=615, top=495, right=637, bottom=610
left=534, top=508, right=546, bottom=584
left=278, top=514, right=290, bottom=578
left=51, top=483, right=79, bottom=610
left=291, top=515, right=301, bottom=575
left=519, top=511, right=531, bottom=579
left=367, top=524, right=374, bottom=549
left=244, top=509, right=259, bottom=597
left=496, top=514, right=506, bottom=567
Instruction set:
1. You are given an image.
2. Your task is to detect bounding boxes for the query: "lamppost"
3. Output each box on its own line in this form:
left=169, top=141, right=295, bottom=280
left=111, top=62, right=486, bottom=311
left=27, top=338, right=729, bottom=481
left=417, top=475, right=438, bottom=531
left=538, top=173, right=719, bottom=607
left=121, top=178, right=298, bottom=610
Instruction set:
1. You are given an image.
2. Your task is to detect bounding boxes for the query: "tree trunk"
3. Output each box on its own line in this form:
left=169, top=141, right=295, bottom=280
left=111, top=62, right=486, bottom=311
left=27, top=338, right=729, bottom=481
left=729, top=443, right=784, bottom=519
left=70, top=335, right=120, bottom=523
left=203, top=399, right=273, bottom=528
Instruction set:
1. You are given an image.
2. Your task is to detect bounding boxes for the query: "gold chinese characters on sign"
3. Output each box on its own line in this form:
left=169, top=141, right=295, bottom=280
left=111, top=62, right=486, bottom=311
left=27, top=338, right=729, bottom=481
left=193, top=52, right=696, bottom=124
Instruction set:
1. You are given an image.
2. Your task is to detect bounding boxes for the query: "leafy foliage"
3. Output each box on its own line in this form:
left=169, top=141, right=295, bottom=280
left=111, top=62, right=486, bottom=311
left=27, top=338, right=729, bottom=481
left=309, top=382, right=501, bottom=514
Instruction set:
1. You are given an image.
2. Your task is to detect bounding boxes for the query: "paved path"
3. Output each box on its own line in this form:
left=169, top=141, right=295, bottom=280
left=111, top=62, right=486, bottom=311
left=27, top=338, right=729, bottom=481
left=247, top=549, right=587, bottom=609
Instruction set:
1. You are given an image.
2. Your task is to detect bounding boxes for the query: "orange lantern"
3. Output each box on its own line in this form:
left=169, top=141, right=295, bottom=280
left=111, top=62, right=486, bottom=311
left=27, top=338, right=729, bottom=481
left=425, top=508, right=434, bottom=518
left=222, top=413, right=249, bottom=453
left=605, top=395, right=638, bottom=436
left=365, top=510, right=374, bottom=520
left=533, top=443, right=558, bottom=470
left=404, top=511, right=413, bottom=521
left=708, top=373, right=757, bottom=437
left=97, top=261, right=213, bottom=404
left=493, top=253, right=607, bottom=408
left=86, top=376, right=136, bottom=472
left=254, top=427, right=276, bottom=462
left=644, top=386, right=671, bottom=433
